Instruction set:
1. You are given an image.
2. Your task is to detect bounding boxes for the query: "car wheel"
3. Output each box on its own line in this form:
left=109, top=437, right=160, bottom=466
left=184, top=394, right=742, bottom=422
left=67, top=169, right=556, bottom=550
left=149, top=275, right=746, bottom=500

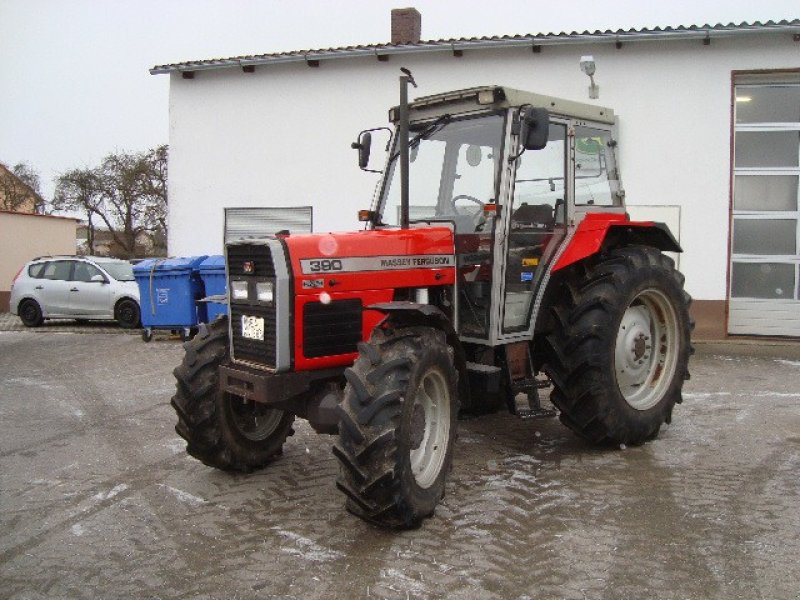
left=19, top=299, right=44, bottom=327
left=116, top=299, right=141, bottom=329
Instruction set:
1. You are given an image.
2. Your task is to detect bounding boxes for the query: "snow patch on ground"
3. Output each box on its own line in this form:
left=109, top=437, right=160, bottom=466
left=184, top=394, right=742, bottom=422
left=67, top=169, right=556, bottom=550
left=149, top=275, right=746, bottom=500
left=160, top=484, right=208, bottom=505
left=752, top=392, right=800, bottom=398
left=379, top=567, right=429, bottom=596
left=92, top=483, right=128, bottom=502
left=272, top=528, right=343, bottom=562
left=164, top=438, right=186, bottom=454
left=775, top=359, right=800, bottom=368
left=683, top=392, right=732, bottom=400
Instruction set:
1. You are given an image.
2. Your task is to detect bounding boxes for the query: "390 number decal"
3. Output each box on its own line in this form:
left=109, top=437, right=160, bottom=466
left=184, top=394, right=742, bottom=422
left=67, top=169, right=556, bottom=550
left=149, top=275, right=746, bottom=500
left=308, top=259, right=343, bottom=273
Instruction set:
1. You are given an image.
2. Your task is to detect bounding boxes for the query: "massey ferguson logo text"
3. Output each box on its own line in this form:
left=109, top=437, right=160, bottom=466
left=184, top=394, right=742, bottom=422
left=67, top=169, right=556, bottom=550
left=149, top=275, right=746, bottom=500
left=300, top=254, right=455, bottom=275
left=380, top=256, right=453, bottom=268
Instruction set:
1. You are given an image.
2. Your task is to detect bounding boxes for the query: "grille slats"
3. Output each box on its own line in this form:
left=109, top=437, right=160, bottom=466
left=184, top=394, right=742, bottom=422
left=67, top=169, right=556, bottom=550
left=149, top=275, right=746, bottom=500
left=303, top=299, right=362, bottom=358
left=227, top=244, right=275, bottom=277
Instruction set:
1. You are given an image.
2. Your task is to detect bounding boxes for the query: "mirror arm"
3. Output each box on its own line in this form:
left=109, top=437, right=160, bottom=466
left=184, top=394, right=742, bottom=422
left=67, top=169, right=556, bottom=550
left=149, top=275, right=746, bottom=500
left=508, top=104, right=530, bottom=163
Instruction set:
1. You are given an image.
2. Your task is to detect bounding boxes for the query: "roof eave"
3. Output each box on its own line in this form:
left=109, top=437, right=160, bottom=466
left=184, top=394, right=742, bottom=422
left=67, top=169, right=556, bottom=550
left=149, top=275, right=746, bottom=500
left=150, top=23, right=800, bottom=75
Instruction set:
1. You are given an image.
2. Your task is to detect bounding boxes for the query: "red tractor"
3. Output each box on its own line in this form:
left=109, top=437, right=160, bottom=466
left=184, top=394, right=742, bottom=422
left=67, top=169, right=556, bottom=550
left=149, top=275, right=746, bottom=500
left=171, top=76, right=692, bottom=529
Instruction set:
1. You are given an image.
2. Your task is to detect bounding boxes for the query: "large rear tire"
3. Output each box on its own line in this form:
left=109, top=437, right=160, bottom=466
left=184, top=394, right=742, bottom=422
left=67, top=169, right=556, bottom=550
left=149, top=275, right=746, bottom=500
left=171, top=317, right=294, bottom=471
left=544, top=246, right=692, bottom=445
left=334, top=326, right=458, bottom=529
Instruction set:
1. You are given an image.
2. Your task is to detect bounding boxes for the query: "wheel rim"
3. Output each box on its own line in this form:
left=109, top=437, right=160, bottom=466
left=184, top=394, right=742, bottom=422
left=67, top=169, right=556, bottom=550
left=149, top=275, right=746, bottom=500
left=614, top=288, right=680, bottom=411
left=408, top=368, right=451, bottom=489
left=229, top=395, right=283, bottom=441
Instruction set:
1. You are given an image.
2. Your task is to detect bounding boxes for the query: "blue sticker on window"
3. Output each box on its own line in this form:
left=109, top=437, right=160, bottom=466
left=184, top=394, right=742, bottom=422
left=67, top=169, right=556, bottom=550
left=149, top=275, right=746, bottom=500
left=521, top=272, right=533, bottom=282
left=157, top=288, right=169, bottom=304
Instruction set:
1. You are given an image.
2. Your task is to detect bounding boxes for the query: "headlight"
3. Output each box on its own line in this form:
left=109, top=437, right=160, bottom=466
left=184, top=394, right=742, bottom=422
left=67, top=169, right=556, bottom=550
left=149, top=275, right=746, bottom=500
left=231, top=280, right=249, bottom=300
left=256, top=281, right=274, bottom=304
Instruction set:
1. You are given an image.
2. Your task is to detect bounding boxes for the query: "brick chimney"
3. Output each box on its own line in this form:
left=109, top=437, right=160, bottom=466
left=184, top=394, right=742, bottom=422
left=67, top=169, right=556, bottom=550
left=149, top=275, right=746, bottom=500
left=391, top=8, right=422, bottom=44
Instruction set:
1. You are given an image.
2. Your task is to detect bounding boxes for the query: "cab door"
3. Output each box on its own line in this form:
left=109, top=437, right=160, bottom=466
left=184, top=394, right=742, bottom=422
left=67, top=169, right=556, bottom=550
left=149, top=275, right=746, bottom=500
left=500, top=122, right=569, bottom=334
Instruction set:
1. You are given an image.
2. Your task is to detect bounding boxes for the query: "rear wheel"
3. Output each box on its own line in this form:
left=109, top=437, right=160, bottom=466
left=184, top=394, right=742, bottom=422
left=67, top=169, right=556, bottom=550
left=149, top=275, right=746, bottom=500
left=334, top=326, right=458, bottom=529
left=171, top=317, right=294, bottom=471
left=19, top=299, right=43, bottom=327
left=544, top=246, right=692, bottom=445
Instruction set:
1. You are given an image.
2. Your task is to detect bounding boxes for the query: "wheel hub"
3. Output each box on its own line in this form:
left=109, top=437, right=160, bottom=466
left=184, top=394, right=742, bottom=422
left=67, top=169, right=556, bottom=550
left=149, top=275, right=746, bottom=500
left=614, top=290, right=679, bottom=411
left=230, top=396, right=283, bottom=441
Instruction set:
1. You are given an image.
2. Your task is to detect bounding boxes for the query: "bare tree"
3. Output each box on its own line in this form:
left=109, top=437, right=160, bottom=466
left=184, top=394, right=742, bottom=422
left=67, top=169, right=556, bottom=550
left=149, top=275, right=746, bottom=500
left=0, top=162, right=45, bottom=213
left=140, top=145, right=168, bottom=238
left=53, top=168, right=103, bottom=254
left=52, top=146, right=168, bottom=258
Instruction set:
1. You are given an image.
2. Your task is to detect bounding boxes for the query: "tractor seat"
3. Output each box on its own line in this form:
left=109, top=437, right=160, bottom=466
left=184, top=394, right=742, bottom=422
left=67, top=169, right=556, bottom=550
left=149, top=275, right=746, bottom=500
left=511, top=203, right=555, bottom=231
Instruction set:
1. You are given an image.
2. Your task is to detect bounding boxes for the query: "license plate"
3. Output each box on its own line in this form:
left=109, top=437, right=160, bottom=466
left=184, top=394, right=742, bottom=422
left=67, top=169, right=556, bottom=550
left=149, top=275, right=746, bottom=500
left=241, top=315, right=265, bottom=341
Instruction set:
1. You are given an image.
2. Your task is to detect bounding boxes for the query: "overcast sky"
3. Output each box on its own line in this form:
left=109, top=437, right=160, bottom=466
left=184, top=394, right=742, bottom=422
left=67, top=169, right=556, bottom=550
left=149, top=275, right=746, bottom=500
left=1, top=0, right=797, bottom=202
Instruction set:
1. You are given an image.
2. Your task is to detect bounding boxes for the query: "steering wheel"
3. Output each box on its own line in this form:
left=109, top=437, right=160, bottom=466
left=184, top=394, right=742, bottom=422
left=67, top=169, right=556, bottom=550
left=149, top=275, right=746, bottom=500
left=451, top=194, right=485, bottom=211
left=449, top=194, right=487, bottom=232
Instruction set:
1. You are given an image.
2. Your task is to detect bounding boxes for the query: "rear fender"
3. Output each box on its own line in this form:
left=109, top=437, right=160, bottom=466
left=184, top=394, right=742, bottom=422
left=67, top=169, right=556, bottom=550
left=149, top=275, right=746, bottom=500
left=367, top=302, right=470, bottom=409
left=553, top=213, right=682, bottom=272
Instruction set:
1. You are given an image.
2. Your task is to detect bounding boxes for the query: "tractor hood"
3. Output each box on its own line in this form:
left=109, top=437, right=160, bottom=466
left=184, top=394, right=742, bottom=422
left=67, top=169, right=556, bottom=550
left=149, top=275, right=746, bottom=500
left=282, top=226, right=457, bottom=295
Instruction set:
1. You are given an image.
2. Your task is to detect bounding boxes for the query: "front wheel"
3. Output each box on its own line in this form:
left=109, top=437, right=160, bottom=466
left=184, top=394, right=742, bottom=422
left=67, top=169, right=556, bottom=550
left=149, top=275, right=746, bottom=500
left=171, top=317, right=294, bottom=471
left=544, top=246, right=692, bottom=445
left=116, top=298, right=141, bottom=329
left=334, top=326, right=459, bottom=529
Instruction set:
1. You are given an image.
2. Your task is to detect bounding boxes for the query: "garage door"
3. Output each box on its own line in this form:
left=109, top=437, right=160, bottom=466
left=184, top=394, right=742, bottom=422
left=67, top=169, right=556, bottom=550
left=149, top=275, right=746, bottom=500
left=729, top=78, right=800, bottom=336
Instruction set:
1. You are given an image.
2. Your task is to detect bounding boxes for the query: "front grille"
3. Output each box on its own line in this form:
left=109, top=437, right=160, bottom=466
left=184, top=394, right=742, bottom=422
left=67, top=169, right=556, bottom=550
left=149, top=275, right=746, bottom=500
left=303, top=299, right=362, bottom=358
left=227, top=244, right=275, bottom=277
left=230, top=302, right=277, bottom=367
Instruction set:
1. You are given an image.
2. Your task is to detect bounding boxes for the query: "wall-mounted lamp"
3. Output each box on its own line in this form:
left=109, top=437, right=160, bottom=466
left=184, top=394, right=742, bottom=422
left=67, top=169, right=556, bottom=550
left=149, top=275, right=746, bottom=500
left=580, top=55, right=599, bottom=99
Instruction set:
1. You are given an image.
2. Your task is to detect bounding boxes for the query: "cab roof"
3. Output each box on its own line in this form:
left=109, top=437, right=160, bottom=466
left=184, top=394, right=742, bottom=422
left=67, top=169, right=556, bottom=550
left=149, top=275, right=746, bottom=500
left=393, top=85, right=615, bottom=125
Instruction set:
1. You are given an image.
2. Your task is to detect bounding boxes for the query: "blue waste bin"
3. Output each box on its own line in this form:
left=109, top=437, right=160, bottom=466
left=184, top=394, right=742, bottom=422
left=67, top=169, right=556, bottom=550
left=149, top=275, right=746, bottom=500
left=133, top=256, right=208, bottom=341
left=198, top=255, right=227, bottom=322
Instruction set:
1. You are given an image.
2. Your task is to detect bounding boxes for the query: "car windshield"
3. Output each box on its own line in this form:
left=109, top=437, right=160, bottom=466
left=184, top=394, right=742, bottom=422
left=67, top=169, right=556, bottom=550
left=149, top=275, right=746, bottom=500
left=95, top=261, right=135, bottom=281
left=378, top=113, right=505, bottom=233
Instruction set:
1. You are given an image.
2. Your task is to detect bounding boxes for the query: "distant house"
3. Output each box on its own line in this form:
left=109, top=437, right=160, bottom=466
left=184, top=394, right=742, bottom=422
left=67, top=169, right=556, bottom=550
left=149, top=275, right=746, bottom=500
left=76, top=223, right=167, bottom=258
left=0, top=163, right=44, bottom=214
left=0, top=211, right=79, bottom=312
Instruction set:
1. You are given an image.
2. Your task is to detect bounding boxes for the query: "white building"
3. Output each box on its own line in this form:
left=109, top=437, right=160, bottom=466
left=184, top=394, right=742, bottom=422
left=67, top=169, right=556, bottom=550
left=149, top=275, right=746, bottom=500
left=151, top=11, right=800, bottom=339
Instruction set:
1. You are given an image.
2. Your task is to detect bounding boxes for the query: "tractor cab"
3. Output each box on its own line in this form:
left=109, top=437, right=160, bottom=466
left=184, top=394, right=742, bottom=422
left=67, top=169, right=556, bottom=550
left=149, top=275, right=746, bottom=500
left=362, top=86, right=624, bottom=345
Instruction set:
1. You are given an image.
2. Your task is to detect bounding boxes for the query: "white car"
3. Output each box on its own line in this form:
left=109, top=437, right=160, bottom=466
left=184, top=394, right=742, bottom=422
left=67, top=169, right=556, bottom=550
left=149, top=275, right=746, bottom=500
left=10, top=255, right=141, bottom=328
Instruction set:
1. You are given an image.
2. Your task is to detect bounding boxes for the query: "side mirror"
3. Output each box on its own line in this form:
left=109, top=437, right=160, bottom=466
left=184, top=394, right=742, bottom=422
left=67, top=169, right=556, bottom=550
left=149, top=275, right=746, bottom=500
left=520, top=107, right=550, bottom=150
left=90, top=274, right=106, bottom=283
left=351, top=131, right=372, bottom=170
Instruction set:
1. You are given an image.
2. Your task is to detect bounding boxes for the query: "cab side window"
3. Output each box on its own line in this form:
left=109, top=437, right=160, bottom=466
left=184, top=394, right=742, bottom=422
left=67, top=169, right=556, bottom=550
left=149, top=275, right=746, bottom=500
left=42, top=260, right=73, bottom=281
left=73, top=262, right=103, bottom=282
left=574, top=126, right=620, bottom=206
left=512, top=122, right=567, bottom=225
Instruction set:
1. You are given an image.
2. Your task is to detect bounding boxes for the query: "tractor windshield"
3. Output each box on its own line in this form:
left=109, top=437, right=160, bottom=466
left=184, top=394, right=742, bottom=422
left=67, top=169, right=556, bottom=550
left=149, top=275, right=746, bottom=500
left=378, top=113, right=505, bottom=233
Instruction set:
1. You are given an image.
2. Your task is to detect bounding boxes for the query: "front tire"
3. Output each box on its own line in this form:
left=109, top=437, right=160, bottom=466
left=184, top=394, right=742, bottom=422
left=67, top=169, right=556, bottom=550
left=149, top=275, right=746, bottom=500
left=19, top=299, right=43, bottom=327
left=544, top=246, right=692, bottom=445
left=116, top=298, right=141, bottom=329
left=171, top=317, right=294, bottom=471
left=334, top=326, right=459, bottom=529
